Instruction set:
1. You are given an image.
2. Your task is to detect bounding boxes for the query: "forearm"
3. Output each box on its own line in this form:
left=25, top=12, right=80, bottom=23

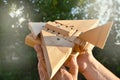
left=82, top=56, right=119, bottom=80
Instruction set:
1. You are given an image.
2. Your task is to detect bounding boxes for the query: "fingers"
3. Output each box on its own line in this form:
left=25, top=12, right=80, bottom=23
left=60, top=66, right=73, bottom=80
left=85, top=43, right=94, bottom=53
left=34, top=44, right=46, bottom=71
left=77, top=43, right=95, bottom=73
left=64, top=52, right=79, bottom=80
left=34, top=45, right=79, bottom=80
left=53, top=66, right=73, bottom=80
left=34, top=45, right=44, bottom=61
left=38, top=62, right=49, bottom=80
left=34, top=45, right=49, bottom=80
left=65, top=52, right=79, bottom=66
left=69, top=54, right=78, bottom=80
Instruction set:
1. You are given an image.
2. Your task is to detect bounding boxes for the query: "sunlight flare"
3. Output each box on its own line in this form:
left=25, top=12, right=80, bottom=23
left=9, top=4, right=26, bottom=28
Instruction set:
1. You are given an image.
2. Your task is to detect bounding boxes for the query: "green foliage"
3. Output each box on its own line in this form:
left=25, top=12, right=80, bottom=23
left=25, top=0, right=86, bottom=21
left=0, top=0, right=86, bottom=80
left=0, top=0, right=120, bottom=80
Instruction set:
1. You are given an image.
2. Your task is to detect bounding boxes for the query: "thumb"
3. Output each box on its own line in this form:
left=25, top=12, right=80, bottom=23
left=60, top=66, right=73, bottom=80
left=69, top=55, right=78, bottom=80
left=34, top=45, right=49, bottom=80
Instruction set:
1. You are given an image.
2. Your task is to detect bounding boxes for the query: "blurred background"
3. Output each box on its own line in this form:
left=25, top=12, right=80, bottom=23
left=0, top=0, right=120, bottom=80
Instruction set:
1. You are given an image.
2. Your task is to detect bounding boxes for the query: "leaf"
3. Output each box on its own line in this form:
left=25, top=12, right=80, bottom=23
left=53, top=0, right=58, bottom=6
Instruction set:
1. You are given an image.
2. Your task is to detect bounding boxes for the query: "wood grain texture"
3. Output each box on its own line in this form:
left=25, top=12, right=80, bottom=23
left=28, top=22, right=45, bottom=39
left=45, top=21, right=76, bottom=36
left=25, top=20, right=113, bottom=80
left=40, top=30, right=74, bottom=79
left=55, top=19, right=99, bottom=32
left=79, top=22, right=113, bottom=48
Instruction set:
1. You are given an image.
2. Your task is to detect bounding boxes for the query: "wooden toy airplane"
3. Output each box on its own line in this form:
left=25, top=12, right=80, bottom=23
left=25, top=20, right=113, bottom=79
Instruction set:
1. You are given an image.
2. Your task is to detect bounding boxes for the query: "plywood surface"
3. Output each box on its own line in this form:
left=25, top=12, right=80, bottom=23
left=46, top=21, right=76, bottom=36
left=40, top=30, right=74, bottom=79
left=79, top=22, right=113, bottom=48
left=28, top=22, right=45, bottom=39
left=55, top=19, right=99, bottom=32
left=25, top=20, right=113, bottom=80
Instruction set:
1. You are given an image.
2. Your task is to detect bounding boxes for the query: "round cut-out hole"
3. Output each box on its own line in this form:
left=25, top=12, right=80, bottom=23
left=57, top=38, right=60, bottom=40
left=47, top=28, right=49, bottom=30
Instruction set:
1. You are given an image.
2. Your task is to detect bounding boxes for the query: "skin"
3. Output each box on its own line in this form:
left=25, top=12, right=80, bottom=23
left=34, top=44, right=120, bottom=80
left=77, top=44, right=120, bottom=80
left=34, top=45, right=79, bottom=80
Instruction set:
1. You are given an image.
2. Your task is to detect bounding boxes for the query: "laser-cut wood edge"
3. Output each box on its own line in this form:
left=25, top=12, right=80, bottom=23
left=25, top=20, right=113, bottom=80
left=40, top=30, right=74, bottom=79
left=79, top=22, right=113, bottom=48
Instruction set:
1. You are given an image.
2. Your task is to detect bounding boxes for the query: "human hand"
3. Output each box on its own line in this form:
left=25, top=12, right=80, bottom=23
left=34, top=45, right=79, bottom=80
left=34, top=45, right=49, bottom=80
left=77, top=43, right=95, bottom=73
left=77, top=43, right=120, bottom=80
left=53, top=52, right=79, bottom=80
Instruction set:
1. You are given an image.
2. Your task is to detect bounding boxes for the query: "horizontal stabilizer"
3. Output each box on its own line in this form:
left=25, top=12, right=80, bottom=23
left=79, top=22, right=113, bottom=48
